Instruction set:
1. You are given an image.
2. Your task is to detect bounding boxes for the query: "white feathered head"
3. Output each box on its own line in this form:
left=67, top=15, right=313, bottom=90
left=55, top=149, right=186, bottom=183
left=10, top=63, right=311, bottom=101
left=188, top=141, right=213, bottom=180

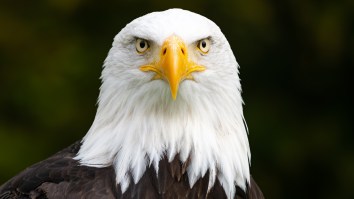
left=76, top=8, right=250, bottom=197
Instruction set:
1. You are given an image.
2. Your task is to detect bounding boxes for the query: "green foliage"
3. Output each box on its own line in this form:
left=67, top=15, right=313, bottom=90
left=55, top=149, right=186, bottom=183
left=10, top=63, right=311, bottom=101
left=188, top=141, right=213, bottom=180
left=0, top=1, right=353, bottom=198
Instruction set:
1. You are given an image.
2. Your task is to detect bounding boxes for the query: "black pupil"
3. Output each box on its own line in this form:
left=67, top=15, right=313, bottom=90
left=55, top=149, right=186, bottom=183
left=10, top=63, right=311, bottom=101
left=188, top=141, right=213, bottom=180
left=140, top=41, right=146, bottom=49
left=201, top=41, right=206, bottom=48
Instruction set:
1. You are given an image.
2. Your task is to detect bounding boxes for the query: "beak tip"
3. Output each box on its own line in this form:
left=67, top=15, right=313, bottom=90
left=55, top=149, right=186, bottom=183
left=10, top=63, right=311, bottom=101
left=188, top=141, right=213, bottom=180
left=169, top=80, right=179, bottom=101
left=171, top=89, right=178, bottom=100
left=171, top=94, right=177, bottom=100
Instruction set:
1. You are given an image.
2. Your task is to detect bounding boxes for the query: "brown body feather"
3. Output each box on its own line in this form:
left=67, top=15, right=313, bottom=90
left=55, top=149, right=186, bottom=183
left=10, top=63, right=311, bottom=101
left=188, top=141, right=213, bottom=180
left=0, top=141, right=264, bottom=199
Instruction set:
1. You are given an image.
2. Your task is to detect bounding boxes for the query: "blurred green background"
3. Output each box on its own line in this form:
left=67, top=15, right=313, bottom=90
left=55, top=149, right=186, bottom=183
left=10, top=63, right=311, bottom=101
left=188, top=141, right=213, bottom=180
left=0, top=0, right=353, bottom=198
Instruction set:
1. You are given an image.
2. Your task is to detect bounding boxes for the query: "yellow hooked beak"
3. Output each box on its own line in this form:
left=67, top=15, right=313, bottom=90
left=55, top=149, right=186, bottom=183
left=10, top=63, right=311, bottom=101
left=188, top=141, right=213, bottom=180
left=140, top=35, right=205, bottom=100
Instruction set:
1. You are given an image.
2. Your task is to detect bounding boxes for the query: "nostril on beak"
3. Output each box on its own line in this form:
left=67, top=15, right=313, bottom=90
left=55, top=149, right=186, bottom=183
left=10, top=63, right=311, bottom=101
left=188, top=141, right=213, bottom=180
left=181, top=48, right=185, bottom=55
left=163, top=48, right=167, bottom=55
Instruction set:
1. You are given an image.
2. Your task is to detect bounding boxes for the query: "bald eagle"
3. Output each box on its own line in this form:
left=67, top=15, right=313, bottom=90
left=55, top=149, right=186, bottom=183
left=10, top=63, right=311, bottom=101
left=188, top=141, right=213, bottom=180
left=0, top=9, right=264, bottom=199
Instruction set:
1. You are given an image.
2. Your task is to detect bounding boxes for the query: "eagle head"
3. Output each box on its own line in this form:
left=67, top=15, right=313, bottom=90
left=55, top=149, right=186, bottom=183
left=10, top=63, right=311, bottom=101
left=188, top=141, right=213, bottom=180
left=76, top=9, right=250, bottom=197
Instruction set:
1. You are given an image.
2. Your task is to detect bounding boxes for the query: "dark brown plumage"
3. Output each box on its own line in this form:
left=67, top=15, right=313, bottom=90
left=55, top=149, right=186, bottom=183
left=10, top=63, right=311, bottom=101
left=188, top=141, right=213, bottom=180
left=0, top=141, right=264, bottom=199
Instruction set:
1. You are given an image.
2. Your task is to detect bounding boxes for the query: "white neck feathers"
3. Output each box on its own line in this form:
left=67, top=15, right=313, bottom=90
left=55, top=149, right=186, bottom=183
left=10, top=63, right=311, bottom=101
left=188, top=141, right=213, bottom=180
left=75, top=68, right=250, bottom=197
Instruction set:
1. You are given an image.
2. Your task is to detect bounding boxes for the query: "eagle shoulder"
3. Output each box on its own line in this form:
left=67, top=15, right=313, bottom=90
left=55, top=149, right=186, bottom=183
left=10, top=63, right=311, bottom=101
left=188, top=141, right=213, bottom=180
left=0, top=141, right=118, bottom=199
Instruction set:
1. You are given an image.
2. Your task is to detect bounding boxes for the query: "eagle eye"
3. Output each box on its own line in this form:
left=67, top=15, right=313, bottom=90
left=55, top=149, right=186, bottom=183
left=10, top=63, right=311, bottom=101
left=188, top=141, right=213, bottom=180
left=197, top=38, right=211, bottom=54
left=136, top=38, right=149, bottom=53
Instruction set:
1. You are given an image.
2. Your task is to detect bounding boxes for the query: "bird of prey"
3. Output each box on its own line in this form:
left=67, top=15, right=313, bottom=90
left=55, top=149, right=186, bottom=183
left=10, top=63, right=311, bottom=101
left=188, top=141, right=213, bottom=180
left=0, top=9, right=264, bottom=199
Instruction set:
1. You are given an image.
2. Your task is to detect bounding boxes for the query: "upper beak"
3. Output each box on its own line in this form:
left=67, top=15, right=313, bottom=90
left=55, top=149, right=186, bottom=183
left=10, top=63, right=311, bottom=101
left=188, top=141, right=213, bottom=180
left=140, top=35, right=205, bottom=100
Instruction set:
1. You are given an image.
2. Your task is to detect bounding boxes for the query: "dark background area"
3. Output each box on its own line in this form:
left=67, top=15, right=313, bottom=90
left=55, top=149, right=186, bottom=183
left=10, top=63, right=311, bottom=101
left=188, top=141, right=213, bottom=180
left=0, top=0, right=353, bottom=198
